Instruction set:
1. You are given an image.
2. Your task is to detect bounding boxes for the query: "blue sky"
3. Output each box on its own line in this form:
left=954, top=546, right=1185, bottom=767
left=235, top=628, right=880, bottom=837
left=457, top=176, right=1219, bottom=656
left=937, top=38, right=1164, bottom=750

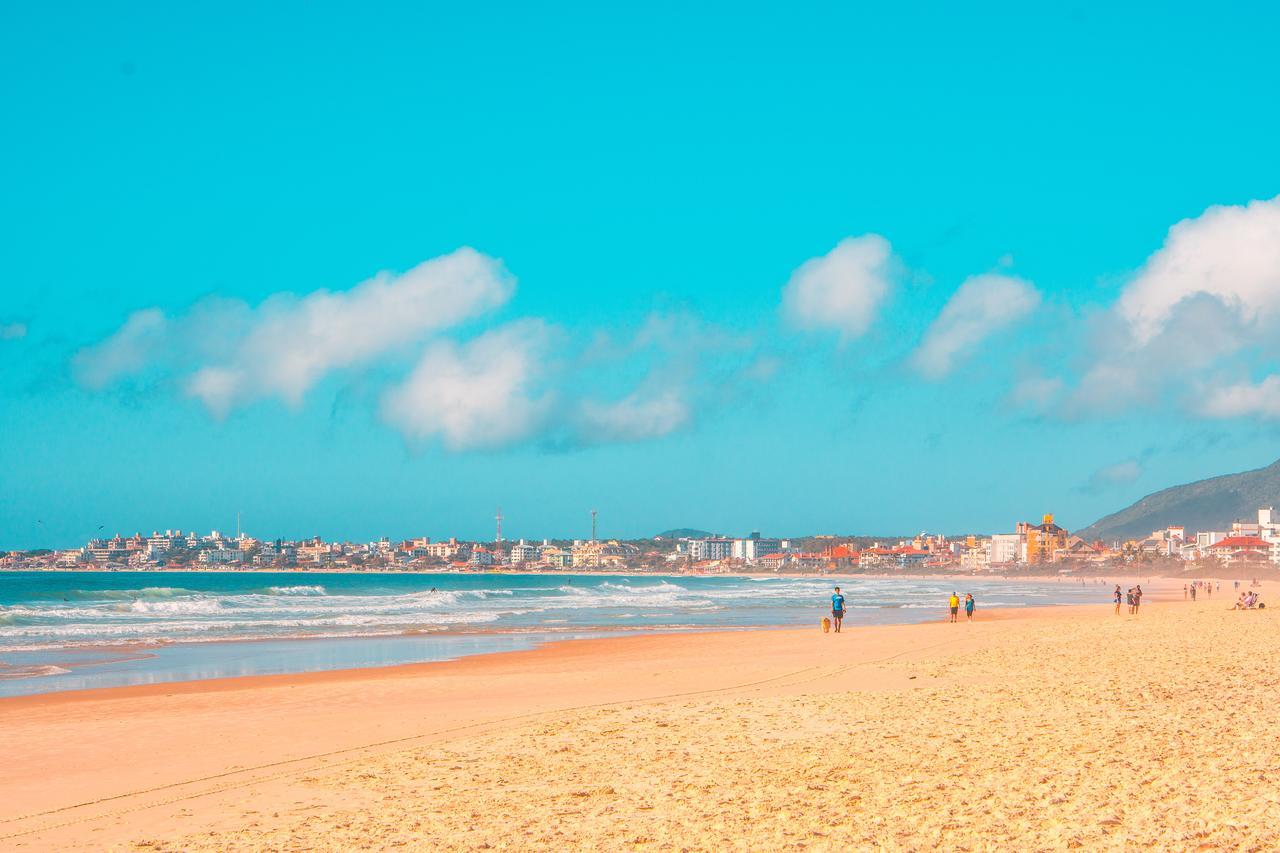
left=3, top=1, right=1280, bottom=548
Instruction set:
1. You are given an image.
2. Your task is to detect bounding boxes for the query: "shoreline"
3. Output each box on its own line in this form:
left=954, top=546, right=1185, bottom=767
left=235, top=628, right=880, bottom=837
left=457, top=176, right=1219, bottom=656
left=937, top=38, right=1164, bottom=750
left=0, top=566, right=1192, bottom=580
left=2, top=595, right=1269, bottom=849
left=0, top=575, right=1193, bottom=700
left=0, top=591, right=1169, bottom=707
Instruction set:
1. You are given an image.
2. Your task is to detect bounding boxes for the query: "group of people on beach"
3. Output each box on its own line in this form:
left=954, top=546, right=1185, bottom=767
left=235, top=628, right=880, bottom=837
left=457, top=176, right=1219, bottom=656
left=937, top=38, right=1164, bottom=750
left=1185, top=581, right=1217, bottom=601
left=828, top=576, right=1270, bottom=631
left=1114, top=584, right=1143, bottom=615
left=826, top=587, right=974, bottom=633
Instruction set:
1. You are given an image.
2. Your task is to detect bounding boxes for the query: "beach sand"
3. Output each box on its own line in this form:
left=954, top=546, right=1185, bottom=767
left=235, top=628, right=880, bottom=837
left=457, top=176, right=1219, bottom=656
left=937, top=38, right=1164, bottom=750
left=2, top=591, right=1277, bottom=850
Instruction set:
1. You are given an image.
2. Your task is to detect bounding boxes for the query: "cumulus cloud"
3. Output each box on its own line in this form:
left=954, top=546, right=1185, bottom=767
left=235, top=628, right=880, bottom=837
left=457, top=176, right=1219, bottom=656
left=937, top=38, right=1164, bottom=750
left=1199, top=376, right=1280, bottom=420
left=781, top=235, right=896, bottom=339
left=0, top=321, right=27, bottom=340
left=576, top=389, right=690, bottom=444
left=380, top=313, right=726, bottom=450
left=1119, top=195, right=1280, bottom=344
left=73, top=308, right=169, bottom=387
left=911, top=274, right=1040, bottom=379
left=74, top=248, right=514, bottom=417
left=1053, top=196, right=1280, bottom=421
left=381, top=320, right=552, bottom=451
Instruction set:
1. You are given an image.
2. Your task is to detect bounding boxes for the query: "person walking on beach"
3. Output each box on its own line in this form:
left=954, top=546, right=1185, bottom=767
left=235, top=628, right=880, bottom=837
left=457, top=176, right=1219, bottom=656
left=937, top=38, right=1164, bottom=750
left=1126, top=587, right=1135, bottom=614
left=1190, top=583, right=1197, bottom=602
left=1133, top=585, right=1143, bottom=614
left=964, top=593, right=975, bottom=621
left=830, top=587, right=846, bottom=633
left=1114, top=585, right=1122, bottom=615
left=948, top=592, right=960, bottom=623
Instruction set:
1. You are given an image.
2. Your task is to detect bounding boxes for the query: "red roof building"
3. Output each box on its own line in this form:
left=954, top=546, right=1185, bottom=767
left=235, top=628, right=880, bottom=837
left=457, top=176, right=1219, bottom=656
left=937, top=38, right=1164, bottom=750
left=1208, top=535, right=1272, bottom=564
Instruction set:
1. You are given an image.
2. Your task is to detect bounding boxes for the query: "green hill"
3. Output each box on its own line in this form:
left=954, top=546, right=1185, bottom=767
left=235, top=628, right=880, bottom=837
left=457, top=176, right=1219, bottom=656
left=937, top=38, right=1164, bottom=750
left=1078, top=458, right=1280, bottom=542
left=653, top=528, right=714, bottom=540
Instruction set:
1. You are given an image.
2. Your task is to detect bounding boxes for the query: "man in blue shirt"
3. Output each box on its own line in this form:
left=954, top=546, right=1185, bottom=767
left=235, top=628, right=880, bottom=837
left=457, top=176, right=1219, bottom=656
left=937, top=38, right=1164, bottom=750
left=830, top=587, right=846, bottom=633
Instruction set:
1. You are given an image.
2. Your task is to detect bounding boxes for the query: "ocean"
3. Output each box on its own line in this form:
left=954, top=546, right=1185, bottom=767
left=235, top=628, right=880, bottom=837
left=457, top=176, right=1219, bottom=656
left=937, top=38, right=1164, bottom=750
left=0, top=571, right=1109, bottom=697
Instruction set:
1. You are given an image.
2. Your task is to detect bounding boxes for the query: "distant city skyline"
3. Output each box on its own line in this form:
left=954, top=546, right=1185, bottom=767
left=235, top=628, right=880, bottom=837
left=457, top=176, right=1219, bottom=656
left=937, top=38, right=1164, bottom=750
left=4, top=3, right=1280, bottom=549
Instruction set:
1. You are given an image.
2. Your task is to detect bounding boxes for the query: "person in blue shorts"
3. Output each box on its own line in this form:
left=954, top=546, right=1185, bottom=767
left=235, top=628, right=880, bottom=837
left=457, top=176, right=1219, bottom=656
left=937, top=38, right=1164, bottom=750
left=830, top=587, right=846, bottom=633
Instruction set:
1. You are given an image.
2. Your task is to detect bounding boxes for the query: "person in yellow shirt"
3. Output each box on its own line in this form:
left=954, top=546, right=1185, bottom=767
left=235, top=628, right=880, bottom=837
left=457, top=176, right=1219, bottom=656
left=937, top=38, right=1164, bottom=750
left=948, top=592, right=960, bottom=623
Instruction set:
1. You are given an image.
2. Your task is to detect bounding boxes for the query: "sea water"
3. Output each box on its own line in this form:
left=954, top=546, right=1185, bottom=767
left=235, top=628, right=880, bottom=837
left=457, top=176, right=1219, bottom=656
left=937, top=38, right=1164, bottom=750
left=0, top=571, right=1108, bottom=696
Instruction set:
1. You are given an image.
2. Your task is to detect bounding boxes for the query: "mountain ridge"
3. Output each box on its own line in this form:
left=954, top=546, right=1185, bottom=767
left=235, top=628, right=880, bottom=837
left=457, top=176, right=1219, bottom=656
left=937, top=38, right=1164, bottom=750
left=1077, top=458, right=1280, bottom=542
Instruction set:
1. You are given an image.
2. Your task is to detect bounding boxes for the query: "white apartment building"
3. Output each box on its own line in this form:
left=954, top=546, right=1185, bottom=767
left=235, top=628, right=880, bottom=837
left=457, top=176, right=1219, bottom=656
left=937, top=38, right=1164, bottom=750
left=990, top=534, right=1021, bottom=565
left=422, top=538, right=466, bottom=559
left=200, top=548, right=244, bottom=565
left=1254, top=507, right=1280, bottom=564
left=1196, top=530, right=1226, bottom=550
left=508, top=539, right=541, bottom=564
left=146, top=530, right=186, bottom=557
left=732, top=534, right=782, bottom=563
left=960, top=539, right=992, bottom=571
left=688, top=538, right=734, bottom=561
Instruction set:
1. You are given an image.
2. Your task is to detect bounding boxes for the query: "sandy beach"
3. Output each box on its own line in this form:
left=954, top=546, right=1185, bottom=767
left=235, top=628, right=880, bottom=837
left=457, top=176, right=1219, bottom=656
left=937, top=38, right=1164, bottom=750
left=2, top=589, right=1276, bottom=850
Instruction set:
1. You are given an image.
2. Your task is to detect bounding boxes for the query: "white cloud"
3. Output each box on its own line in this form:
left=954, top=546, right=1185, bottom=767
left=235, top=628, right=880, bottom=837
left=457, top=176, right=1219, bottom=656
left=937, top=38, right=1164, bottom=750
left=1052, top=196, right=1280, bottom=421
left=1084, top=459, right=1143, bottom=493
left=1119, top=195, right=1280, bottom=344
left=0, top=321, right=27, bottom=340
left=381, top=320, right=551, bottom=451
left=73, top=308, right=169, bottom=388
left=911, top=274, right=1040, bottom=379
left=781, top=235, right=896, bottom=339
left=74, top=248, right=514, bottom=416
left=1008, top=374, right=1063, bottom=411
left=577, top=389, right=690, bottom=443
left=1199, top=376, right=1280, bottom=420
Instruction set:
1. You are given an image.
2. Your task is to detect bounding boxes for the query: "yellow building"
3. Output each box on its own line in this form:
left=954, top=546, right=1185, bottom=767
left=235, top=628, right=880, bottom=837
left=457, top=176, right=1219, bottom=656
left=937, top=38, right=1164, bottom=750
left=1025, top=514, right=1068, bottom=563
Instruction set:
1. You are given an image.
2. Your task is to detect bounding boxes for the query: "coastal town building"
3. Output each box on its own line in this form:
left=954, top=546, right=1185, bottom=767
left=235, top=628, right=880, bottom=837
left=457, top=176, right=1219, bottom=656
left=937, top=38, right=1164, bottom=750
left=19, top=503, right=1280, bottom=575
left=990, top=534, right=1021, bottom=565
left=687, top=538, right=734, bottom=562
left=1206, top=535, right=1271, bottom=566
left=1024, top=514, right=1069, bottom=563
left=732, top=533, right=782, bottom=563
left=507, top=539, right=541, bottom=564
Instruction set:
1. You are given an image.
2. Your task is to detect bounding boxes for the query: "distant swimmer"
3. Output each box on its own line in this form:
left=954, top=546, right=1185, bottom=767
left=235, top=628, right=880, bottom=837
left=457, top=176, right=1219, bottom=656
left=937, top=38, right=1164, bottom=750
left=830, top=587, right=846, bottom=633
left=964, top=593, right=975, bottom=621
left=948, top=592, right=960, bottom=623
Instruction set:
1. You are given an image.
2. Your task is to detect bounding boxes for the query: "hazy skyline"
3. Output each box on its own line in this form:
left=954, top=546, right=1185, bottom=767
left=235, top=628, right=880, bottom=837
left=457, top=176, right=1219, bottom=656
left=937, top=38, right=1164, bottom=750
left=4, top=2, right=1280, bottom=548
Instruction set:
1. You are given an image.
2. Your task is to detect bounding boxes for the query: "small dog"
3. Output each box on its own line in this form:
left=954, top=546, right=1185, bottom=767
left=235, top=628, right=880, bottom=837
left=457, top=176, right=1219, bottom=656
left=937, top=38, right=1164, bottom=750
left=821, top=617, right=831, bottom=633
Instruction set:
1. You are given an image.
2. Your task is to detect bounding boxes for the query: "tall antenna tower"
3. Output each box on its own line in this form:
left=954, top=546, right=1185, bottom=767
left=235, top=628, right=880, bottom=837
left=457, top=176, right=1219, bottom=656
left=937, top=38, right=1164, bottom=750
left=591, top=508, right=597, bottom=542
left=495, top=507, right=504, bottom=543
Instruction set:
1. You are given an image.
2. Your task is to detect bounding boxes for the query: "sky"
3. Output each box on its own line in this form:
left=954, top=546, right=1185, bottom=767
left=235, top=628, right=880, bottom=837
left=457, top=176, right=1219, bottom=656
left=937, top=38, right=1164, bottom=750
left=3, top=1, right=1280, bottom=548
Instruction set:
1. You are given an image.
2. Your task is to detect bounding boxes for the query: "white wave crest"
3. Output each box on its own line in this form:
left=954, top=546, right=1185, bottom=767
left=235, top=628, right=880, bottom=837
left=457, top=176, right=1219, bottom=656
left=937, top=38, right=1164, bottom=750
left=128, top=597, right=221, bottom=615
left=264, top=585, right=327, bottom=596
